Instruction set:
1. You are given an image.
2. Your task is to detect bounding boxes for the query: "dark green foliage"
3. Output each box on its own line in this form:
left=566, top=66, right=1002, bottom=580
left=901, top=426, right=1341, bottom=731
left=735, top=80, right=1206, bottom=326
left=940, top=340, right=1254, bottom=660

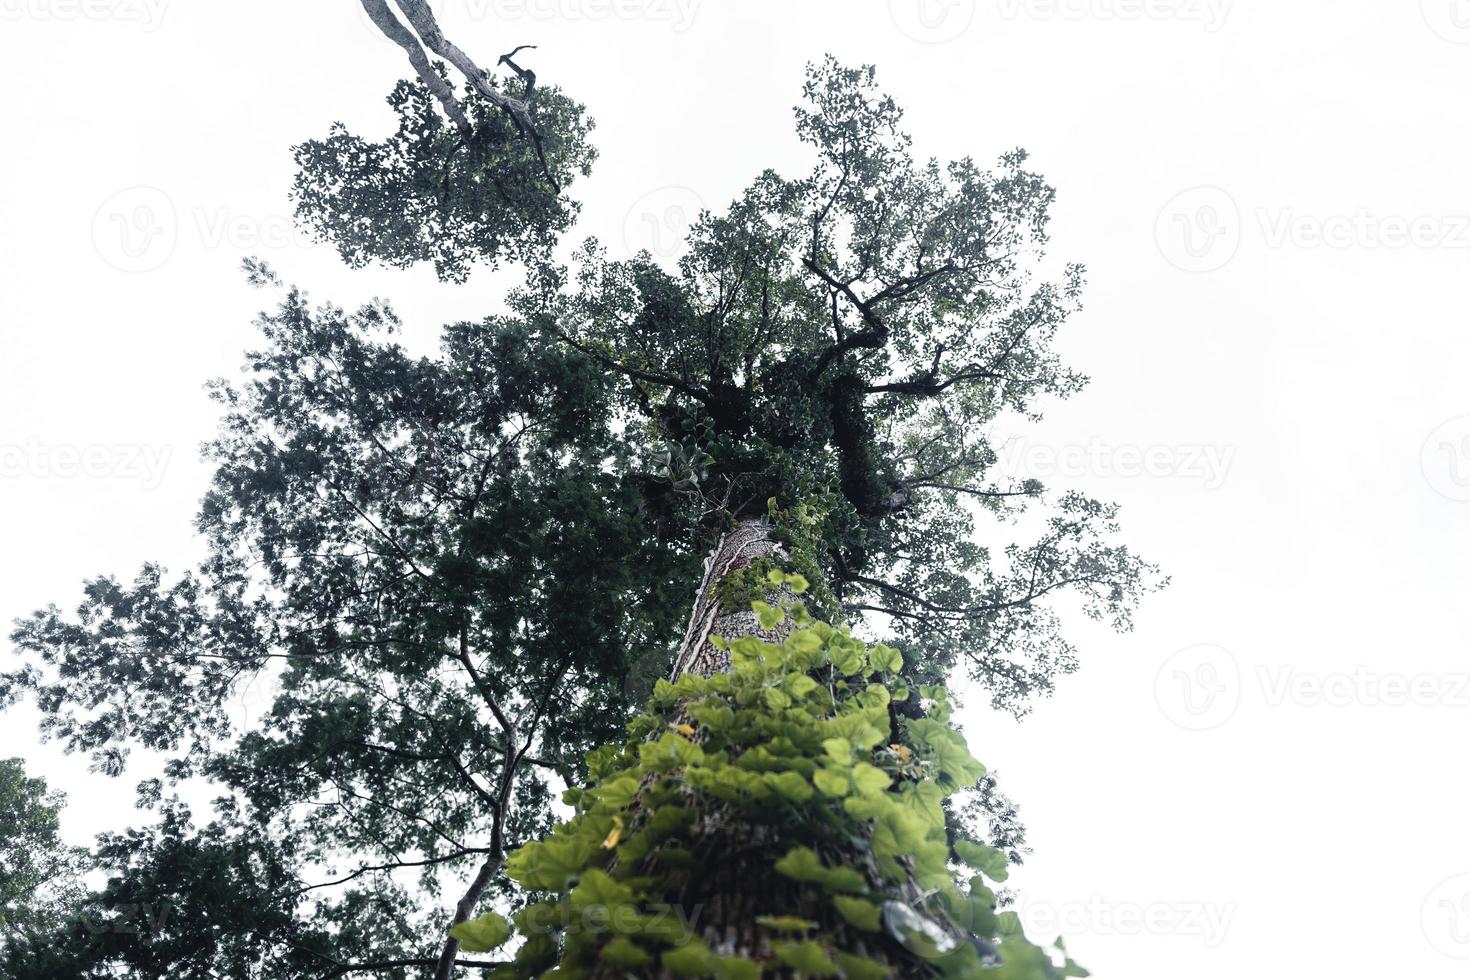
left=292, top=72, right=596, bottom=281
left=0, top=759, right=85, bottom=936
left=4, top=284, right=701, bottom=976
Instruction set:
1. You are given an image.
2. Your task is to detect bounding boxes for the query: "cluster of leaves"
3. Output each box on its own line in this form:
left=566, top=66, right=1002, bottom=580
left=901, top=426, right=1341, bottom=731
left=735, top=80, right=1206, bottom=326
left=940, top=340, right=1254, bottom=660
left=1, top=284, right=702, bottom=977
left=0, top=759, right=85, bottom=937
left=538, top=57, right=1163, bottom=712
left=451, top=584, right=1086, bottom=979
left=292, top=71, right=596, bottom=282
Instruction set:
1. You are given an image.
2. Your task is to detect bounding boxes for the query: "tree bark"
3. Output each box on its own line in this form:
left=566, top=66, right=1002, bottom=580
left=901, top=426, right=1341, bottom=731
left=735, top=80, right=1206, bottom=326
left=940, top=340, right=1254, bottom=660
left=670, top=519, right=789, bottom=681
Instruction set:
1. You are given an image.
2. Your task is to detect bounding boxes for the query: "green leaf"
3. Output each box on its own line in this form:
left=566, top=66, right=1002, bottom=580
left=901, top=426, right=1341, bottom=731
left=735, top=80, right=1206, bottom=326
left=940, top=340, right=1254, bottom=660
left=787, top=629, right=823, bottom=655
left=449, top=910, right=512, bottom=952
left=834, top=952, right=891, bottom=980
left=663, top=939, right=715, bottom=976
left=569, top=868, right=636, bottom=911
left=600, top=935, right=652, bottom=968
left=639, top=731, right=706, bottom=772
left=785, top=673, right=818, bottom=699
left=822, top=866, right=867, bottom=895
left=832, top=896, right=882, bottom=931
left=755, top=915, right=818, bottom=933
left=773, top=940, right=838, bottom=977
left=752, top=600, right=785, bottom=630
left=762, top=770, right=813, bottom=802
left=774, top=846, right=826, bottom=883
left=714, top=956, right=762, bottom=980
left=955, top=840, right=1009, bottom=883
left=868, top=643, right=903, bottom=673
left=812, top=767, right=850, bottom=797
left=850, top=761, right=891, bottom=797
left=821, top=737, right=851, bottom=762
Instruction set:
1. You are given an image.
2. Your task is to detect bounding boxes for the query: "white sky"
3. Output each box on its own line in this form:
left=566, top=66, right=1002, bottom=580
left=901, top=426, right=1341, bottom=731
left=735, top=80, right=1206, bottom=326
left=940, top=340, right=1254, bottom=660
left=3, top=1, right=1470, bottom=977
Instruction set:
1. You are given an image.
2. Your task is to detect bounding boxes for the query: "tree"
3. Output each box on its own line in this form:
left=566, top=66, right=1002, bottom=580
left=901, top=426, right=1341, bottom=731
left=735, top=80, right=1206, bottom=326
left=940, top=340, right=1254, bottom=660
left=1, top=14, right=1160, bottom=978
left=0, top=758, right=87, bottom=967
left=0, top=758, right=84, bottom=932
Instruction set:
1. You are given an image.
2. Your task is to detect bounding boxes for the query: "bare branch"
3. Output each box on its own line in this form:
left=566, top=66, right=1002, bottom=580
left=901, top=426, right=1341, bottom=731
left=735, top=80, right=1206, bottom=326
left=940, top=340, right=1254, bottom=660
left=357, top=0, right=472, bottom=136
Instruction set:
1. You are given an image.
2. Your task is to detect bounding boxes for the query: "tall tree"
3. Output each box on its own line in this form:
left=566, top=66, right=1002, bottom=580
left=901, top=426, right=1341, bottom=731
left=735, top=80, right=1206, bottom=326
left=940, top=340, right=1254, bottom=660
left=1, top=17, right=1159, bottom=980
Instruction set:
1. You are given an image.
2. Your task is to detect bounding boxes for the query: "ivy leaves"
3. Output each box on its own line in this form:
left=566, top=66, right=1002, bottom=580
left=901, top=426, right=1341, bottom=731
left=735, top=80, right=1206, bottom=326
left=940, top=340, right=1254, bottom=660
left=491, top=597, right=1077, bottom=979
left=449, top=910, right=512, bottom=953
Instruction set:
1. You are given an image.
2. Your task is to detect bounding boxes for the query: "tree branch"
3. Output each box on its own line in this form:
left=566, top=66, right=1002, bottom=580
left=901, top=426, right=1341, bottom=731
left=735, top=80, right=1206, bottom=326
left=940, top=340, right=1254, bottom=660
left=357, top=0, right=472, bottom=136
left=389, top=0, right=561, bottom=191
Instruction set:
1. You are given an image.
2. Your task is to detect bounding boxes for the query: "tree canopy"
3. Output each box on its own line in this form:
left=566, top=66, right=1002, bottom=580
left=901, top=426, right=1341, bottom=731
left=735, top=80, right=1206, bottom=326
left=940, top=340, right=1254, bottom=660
left=1, top=17, right=1159, bottom=978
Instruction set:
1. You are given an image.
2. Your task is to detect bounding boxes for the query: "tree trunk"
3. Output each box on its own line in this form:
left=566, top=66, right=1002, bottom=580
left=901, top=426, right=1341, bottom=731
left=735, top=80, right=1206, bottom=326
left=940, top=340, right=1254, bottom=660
left=670, top=519, right=790, bottom=682
left=595, top=518, right=922, bottom=976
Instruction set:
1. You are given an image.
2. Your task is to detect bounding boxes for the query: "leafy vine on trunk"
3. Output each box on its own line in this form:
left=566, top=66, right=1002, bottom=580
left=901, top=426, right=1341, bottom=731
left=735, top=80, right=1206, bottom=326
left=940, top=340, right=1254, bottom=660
left=449, top=519, right=1085, bottom=978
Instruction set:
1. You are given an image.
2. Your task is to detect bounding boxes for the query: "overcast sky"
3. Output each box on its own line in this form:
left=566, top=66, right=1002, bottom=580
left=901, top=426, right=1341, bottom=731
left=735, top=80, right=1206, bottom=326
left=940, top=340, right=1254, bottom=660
left=3, top=1, right=1470, bottom=977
